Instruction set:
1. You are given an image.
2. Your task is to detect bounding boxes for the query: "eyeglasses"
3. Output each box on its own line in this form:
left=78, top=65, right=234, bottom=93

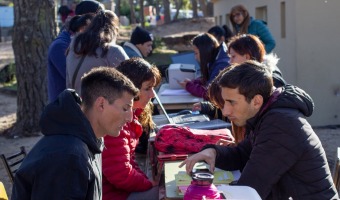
left=232, top=12, right=242, bottom=19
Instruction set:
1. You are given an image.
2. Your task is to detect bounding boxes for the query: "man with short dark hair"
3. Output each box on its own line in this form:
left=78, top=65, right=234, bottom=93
left=12, top=67, right=139, bottom=200
left=180, top=61, right=339, bottom=199
left=123, top=26, right=153, bottom=58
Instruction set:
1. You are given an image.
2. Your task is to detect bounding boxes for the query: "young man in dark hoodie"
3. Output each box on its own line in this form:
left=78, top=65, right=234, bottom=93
left=11, top=67, right=139, bottom=200
left=180, top=61, right=339, bottom=199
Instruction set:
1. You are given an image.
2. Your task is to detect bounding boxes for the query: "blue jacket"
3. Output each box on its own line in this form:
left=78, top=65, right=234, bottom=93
left=47, top=30, right=71, bottom=103
left=186, top=42, right=230, bottom=99
left=236, top=17, right=276, bottom=53
left=12, top=90, right=104, bottom=200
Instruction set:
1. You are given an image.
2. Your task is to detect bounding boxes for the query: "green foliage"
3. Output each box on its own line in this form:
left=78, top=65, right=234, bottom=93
left=0, top=62, right=16, bottom=84
left=120, top=0, right=131, bottom=16
left=181, top=0, right=192, bottom=10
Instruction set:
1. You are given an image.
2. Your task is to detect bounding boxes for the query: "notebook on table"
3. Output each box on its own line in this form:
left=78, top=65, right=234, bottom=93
left=153, top=93, right=231, bottom=130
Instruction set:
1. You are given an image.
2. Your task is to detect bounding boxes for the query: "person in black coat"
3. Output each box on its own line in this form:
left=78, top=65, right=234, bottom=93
left=11, top=67, right=139, bottom=200
left=180, top=61, right=338, bottom=199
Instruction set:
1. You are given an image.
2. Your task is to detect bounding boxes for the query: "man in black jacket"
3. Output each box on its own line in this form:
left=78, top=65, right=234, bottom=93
left=12, top=67, right=139, bottom=200
left=180, top=61, right=339, bottom=199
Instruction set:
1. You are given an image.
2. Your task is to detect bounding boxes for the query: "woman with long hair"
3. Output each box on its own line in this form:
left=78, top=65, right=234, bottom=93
left=102, top=57, right=162, bottom=200
left=66, top=10, right=128, bottom=94
left=178, top=33, right=230, bottom=100
left=229, top=4, right=276, bottom=53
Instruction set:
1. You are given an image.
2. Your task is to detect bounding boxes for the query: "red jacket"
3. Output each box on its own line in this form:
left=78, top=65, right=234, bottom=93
left=102, top=109, right=153, bottom=200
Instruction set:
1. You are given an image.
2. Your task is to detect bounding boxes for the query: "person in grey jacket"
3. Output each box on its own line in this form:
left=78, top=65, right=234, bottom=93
left=66, top=10, right=128, bottom=95
left=180, top=61, right=339, bottom=199
left=11, top=67, right=139, bottom=200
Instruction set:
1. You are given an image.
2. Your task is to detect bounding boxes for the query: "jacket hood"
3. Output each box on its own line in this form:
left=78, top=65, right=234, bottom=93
left=262, top=85, right=314, bottom=117
left=40, top=89, right=102, bottom=154
left=209, top=42, right=230, bottom=72
left=263, top=53, right=286, bottom=87
left=263, top=53, right=279, bottom=74
left=214, top=42, right=230, bottom=65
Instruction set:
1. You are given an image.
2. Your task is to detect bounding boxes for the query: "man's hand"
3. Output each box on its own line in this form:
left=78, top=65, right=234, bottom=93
left=192, top=102, right=202, bottom=111
left=178, top=148, right=217, bottom=174
left=216, top=139, right=235, bottom=146
left=150, top=179, right=159, bottom=187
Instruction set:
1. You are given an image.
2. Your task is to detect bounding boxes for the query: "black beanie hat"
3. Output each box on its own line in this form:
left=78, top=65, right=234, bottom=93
left=75, top=0, right=103, bottom=15
left=130, top=26, right=153, bottom=45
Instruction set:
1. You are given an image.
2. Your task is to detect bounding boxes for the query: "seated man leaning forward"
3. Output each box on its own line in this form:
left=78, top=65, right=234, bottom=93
left=179, top=61, right=339, bottom=199
left=11, top=67, right=139, bottom=200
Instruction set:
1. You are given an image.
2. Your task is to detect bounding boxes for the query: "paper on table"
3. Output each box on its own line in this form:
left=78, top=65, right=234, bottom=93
left=217, top=185, right=262, bottom=199
left=160, top=88, right=191, bottom=96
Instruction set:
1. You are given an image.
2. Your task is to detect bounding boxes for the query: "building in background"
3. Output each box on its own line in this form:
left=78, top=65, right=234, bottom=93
left=212, top=0, right=340, bottom=126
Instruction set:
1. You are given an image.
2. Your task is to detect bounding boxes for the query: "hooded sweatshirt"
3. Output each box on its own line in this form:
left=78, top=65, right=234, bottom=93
left=11, top=89, right=104, bottom=200
left=204, top=85, right=338, bottom=199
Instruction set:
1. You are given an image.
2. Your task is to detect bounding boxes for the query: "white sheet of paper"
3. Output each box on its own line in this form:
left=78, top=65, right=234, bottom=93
left=160, top=89, right=190, bottom=96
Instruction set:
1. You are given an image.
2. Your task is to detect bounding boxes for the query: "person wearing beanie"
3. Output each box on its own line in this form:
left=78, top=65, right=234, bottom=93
left=123, top=26, right=154, bottom=58
left=75, top=0, right=104, bottom=15
left=47, top=0, right=104, bottom=103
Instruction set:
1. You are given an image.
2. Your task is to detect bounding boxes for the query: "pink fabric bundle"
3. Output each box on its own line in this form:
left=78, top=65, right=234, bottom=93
left=154, top=125, right=233, bottom=154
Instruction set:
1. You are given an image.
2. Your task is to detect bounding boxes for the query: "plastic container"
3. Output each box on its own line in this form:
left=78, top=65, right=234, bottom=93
left=183, top=172, right=221, bottom=200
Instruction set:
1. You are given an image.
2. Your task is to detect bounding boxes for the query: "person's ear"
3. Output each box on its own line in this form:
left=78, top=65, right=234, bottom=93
left=252, top=94, right=263, bottom=109
left=94, top=96, right=106, bottom=111
left=245, top=54, right=251, bottom=60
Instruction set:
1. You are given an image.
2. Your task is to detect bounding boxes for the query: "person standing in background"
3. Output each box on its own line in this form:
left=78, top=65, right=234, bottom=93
left=123, top=26, right=154, bottom=58
left=229, top=4, right=276, bottom=53
left=48, top=0, right=104, bottom=102
left=66, top=10, right=129, bottom=95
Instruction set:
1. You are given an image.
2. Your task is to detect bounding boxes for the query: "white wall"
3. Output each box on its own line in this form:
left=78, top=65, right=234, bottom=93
left=213, top=0, right=340, bottom=126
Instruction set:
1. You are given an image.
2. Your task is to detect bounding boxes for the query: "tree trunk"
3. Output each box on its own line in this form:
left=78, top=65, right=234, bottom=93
left=129, top=0, right=136, bottom=24
left=11, top=0, right=57, bottom=137
left=173, top=0, right=183, bottom=21
left=139, top=0, right=145, bottom=27
left=191, top=0, right=198, bottom=18
left=163, top=0, right=171, bottom=23
left=116, top=0, right=121, bottom=17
